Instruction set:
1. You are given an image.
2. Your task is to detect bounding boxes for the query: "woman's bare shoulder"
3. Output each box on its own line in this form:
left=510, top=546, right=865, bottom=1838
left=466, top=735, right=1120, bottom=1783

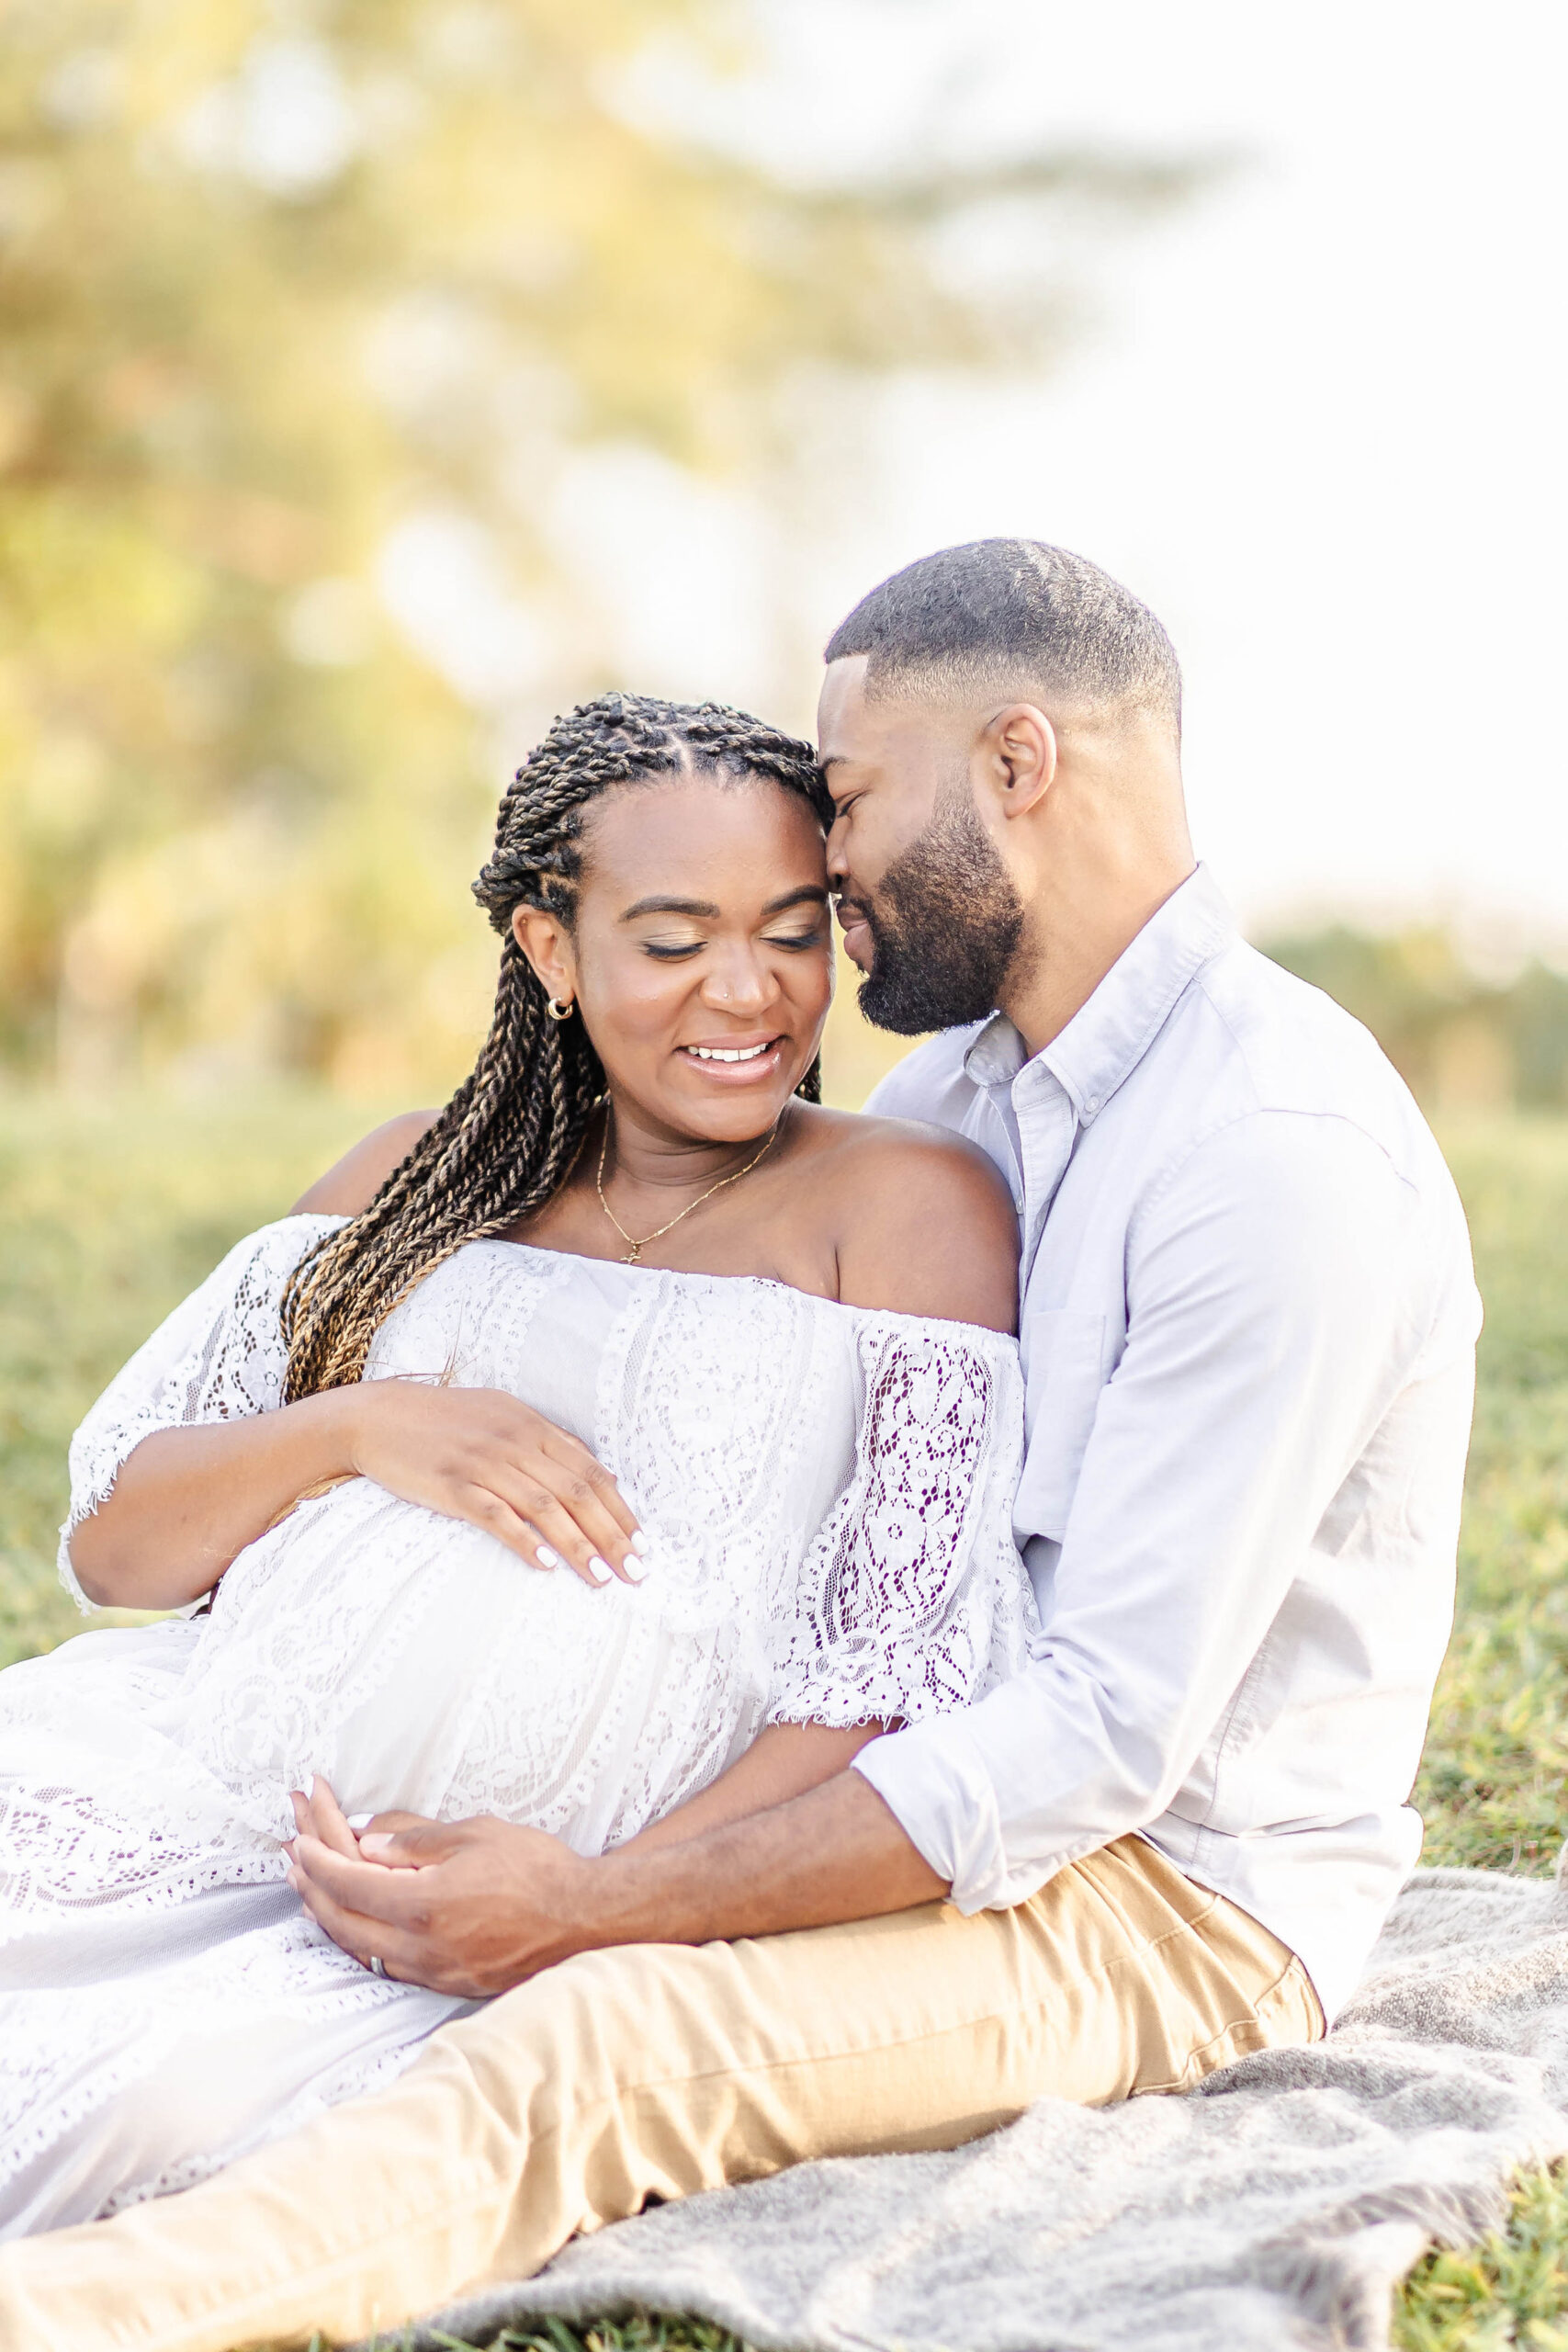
left=290, top=1111, right=440, bottom=1217
left=800, top=1108, right=1020, bottom=1333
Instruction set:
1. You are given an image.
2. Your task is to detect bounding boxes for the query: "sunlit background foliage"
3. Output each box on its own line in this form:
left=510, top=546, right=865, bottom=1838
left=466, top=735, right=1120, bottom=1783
left=1261, top=928, right=1568, bottom=1118
left=0, top=0, right=1196, bottom=1101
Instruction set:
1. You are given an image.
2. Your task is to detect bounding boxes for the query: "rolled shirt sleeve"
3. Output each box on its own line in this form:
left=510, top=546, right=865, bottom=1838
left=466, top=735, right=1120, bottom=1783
left=853, top=1108, right=1439, bottom=1912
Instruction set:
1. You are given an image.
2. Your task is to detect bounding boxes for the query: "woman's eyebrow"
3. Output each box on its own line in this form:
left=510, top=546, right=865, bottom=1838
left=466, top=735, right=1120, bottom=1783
left=620, top=895, right=722, bottom=922
left=619, top=887, right=829, bottom=923
left=761, top=887, right=830, bottom=916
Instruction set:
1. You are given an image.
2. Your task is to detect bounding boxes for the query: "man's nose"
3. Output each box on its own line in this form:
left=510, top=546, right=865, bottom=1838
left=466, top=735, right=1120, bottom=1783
left=825, top=815, right=850, bottom=885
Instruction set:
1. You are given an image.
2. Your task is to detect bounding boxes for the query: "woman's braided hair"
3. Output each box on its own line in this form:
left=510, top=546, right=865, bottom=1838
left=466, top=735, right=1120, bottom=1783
left=280, top=692, right=833, bottom=1401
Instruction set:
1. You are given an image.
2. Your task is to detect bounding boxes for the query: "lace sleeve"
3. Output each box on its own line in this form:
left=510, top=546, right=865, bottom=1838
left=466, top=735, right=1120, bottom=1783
left=767, top=1320, right=1038, bottom=1729
left=56, top=1214, right=345, bottom=1611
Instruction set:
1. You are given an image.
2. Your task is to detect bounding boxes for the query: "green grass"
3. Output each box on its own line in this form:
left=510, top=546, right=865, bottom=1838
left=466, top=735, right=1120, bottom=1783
left=1394, top=2170, right=1568, bottom=2352
left=1413, top=1120, right=1568, bottom=1877
left=0, top=1086, right=389, bottom=1666
left=6, top=1091, right=1568, bottom=2349
left=368, top=2324, right=744, bottom=2352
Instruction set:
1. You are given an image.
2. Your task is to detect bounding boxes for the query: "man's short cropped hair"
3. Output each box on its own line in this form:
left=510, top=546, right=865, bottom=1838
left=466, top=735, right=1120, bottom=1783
left=824, top=538, right=1181, bottom=736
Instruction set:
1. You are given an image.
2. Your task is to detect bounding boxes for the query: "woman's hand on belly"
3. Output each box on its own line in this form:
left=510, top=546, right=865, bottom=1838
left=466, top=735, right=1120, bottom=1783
left=72, top=1378, right=644, bottom=1610
left=346, top=1380, right=647, bottom=1589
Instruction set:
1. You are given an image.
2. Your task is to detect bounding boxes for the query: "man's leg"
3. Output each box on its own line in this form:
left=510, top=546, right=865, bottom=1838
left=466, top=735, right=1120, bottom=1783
left=0, top=1837, right=1320, bottom=2352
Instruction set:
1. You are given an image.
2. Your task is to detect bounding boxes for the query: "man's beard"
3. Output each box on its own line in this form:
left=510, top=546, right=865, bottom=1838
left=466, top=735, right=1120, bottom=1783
left=851, top=792, right=1026, bottom=1035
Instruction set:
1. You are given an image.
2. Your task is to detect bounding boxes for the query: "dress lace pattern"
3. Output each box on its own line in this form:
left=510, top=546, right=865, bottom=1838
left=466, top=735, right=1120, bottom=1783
left=0, top=1220, right=1036, bottom=2235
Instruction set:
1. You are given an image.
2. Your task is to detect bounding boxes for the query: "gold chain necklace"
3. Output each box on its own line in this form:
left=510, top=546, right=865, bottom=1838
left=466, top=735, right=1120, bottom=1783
left=595, top=1108, right=783, bottom=1265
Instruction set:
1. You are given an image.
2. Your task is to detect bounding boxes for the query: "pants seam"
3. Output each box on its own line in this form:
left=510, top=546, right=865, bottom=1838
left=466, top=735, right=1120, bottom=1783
left=1135, top=1954, right=1323, bottom=2098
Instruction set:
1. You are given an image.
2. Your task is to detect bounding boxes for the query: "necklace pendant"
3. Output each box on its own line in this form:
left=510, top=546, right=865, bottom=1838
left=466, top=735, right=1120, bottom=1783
left=623, top=1241, right=641, bottom=1264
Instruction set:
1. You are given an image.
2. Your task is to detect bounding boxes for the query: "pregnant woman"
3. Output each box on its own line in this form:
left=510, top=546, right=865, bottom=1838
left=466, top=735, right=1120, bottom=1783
left=0, top=691, right=1034, bottom=2235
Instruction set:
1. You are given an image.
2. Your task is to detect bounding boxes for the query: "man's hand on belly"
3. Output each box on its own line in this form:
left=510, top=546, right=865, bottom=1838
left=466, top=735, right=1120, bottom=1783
left=288, top=1770, right=948, bottom=1997
left=288, top=1781, right=600, bottom=1996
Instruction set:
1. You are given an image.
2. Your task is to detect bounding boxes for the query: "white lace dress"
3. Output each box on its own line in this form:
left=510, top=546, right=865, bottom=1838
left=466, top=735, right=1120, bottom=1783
left=0, top=1216, right=1035, bottom=2236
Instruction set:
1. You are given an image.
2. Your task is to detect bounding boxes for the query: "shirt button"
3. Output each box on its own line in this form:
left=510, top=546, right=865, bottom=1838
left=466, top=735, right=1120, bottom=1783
left=1086, top=1097, right=1100, bottom=1114
left=1013, top=1198, right=1025, bottom=1215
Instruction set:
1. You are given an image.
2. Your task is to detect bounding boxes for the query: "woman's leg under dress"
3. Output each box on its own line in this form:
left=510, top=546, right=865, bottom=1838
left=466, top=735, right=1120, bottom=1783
left=0, top=1884, right=471, bottom=2239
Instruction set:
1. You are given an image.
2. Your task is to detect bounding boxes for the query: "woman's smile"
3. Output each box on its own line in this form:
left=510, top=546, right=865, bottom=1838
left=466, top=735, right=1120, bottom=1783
left=676, top=1032, right=789, bottom=1081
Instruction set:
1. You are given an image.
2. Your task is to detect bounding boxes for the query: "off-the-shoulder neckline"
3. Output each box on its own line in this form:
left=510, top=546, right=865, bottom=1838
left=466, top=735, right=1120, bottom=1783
left=276, top=1212, right=1019, bottom=1348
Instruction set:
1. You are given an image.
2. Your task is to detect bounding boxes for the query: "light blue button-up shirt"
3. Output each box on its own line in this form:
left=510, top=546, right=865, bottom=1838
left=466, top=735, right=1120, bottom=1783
left=853, top=866, right=1480, bottom=2019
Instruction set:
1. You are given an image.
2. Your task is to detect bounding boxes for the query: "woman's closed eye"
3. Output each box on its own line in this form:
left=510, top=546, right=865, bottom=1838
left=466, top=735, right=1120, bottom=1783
left=640, top=927, right=826, bottom=962
left=640, top=938, right=705, bottom=961
left=763, top=924, right=829, bottom=953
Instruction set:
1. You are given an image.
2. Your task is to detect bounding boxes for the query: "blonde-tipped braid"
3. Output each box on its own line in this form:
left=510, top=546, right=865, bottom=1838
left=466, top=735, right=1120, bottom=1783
left=280, top=693, right=831, bottom=1401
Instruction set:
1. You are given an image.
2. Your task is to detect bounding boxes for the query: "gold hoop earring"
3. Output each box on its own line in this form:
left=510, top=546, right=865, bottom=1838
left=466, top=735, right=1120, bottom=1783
left=545, top=996, right=575, bottom=1023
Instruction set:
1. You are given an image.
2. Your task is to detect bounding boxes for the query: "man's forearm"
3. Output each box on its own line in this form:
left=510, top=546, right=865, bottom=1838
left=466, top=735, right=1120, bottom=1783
left=614, top=1722, right=892, bottom=1860
left=579, top=1768, right=949, bottom=1953
left=289, top=1767, right=951, bottom=1997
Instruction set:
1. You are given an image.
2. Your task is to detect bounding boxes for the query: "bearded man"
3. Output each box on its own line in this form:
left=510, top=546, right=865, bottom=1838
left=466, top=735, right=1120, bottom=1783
left=0, top=540, right=1480, bottom=2352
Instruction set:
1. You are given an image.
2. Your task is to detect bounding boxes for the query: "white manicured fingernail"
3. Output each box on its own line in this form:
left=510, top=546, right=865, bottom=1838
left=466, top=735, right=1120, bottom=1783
left=587, top=1555, right=613, bottom=1585
left=346, top=1812, right=373, bottom=1832
left=535, top=1544, right=562, bottom=1570
left=628, top=1531, right=651, bottom=1557
left=623, top=1555, right=648, bottom=1583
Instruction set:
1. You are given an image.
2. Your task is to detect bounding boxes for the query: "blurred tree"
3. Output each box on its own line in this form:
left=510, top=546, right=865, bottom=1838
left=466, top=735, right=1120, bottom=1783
left=0, top=0, right=1195, bottom=1093
left=1260, top=924, right=1568, bottom=1113
left=1258, top=924, right=1481, bottom=1097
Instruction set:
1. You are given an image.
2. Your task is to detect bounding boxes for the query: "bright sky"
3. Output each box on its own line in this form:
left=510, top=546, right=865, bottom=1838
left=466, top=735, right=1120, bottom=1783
left=575, top=0, right=1568, bottom=951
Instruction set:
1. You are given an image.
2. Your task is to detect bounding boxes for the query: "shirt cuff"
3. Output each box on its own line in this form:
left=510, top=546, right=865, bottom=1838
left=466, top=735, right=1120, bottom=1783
left=852, top=1716, right=1017, bottom=1914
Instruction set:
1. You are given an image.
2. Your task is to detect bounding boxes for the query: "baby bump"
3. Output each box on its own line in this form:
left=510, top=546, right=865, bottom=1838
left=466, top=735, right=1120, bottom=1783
left=156, top=1482, right=693, bottom=1837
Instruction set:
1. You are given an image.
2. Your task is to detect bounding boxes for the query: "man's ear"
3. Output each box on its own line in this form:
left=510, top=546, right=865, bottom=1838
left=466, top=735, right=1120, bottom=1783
left=511, top=906, right=577, bottom=1006
left=976, top=703, right=1057, bottom=820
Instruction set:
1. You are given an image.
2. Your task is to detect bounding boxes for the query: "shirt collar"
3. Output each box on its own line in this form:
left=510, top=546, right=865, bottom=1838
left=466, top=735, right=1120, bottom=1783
left=961, top=865, right=1236, bottom=1121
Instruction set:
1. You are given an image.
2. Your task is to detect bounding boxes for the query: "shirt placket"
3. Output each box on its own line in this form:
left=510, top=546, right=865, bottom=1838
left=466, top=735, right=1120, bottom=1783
left=1010, top=1062, right=1079, bottom=1285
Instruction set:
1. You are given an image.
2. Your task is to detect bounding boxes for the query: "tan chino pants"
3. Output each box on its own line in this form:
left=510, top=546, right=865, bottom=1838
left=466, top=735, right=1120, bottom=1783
left=0, top=1835, right=1322, bottom=2352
